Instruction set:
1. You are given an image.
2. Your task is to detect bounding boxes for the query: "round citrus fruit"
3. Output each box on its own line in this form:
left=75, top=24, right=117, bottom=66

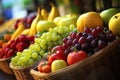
left=77, top=12, right=103, bottom=32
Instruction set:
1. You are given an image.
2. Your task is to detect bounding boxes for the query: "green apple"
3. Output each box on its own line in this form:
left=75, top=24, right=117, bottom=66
left=36, top=20, right=56, bottom=32
left=100, top=8, right=120, bottom=27
left=51, top=60, right=67, bottom=72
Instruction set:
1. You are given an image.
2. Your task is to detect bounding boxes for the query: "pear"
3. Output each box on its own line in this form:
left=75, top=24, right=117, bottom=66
left=36, top=20, right=56, bottom=32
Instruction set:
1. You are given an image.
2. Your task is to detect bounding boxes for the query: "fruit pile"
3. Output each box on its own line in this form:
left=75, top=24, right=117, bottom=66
left=0, top=34, right=35, bottom=59
left=0, top=30, right=14, bottom=48
left=11, top=24, right=76, bottom=66
left=37, top=26, right=116, bottom=73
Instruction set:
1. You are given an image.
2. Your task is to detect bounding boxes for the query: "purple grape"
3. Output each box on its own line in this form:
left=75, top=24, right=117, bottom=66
left=91, top=28, right=98, bottom=37
left=75, top=43, right=81, bottom=51
left=72, top=39, right=78, bottom=45
left=67, top=40, right=73, bottom=46
left=96, top=26, right=103, bottom=33
left=87, top=35, right=94, bottom=42
left=76, top=32, right=82, bottom=39
left=62, top=43, right=69, bottom=50
left=63, top=38, right=68, bottom=43
left=81, top=42, right=89, bottom=51
left=90, top=39, right=98, bottom=48
left=64, top=48, right=71, bottom=57
left=84, top=27, right=91, bottom=33
left=98, top=32, right=107, bottom=40
left=70, top=32, right=76, bottom=39
left=106, top=33, right=116, bottom=42
left=82, top=32, right=88, bottom=37
left=78, top=36, right=86, bottom=44
left=98, top=39, right=107, bottom=49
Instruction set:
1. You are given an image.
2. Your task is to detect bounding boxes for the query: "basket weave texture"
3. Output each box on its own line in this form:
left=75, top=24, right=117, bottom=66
left=9, top=61, right=39, bottom=80
left=30, top=38, right=120, bottom=80
left=0, top=58, right=13, bottom=75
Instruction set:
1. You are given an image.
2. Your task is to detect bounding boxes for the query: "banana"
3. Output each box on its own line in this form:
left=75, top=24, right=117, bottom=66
left=29, top=7, right=42, bottom=36
left=48, top=3, right=60, bottom=21
left=21, top=28, right=30, bottom=35
left=10, top=22, right=25, bottom=40
left=41, top=7, right=48, bottom=20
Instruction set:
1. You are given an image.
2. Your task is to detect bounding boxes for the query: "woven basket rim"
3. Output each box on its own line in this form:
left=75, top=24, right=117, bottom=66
left=30, top=37, right=120, bottom=78
left=9, top=59, right=40, bottom=70
left=0, top=57, right=12, bottom=61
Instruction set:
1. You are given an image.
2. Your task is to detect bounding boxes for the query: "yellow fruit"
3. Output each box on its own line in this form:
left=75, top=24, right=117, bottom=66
left=41, top=8, right=48, bottom=20
left=47, top=3, right=60, bottom=21
left=10, top=22, right=25, bottom=40
left=109, top=13, right=120, bottom=36
left=21, top=28, right=30, bottom=35
left=29, top=7, right=42, bottom=36
left=36, top=20, right=56, bottom=32
left=51, top=60, right=67, bottom=72
left=77, top=12, right=103, bottom=32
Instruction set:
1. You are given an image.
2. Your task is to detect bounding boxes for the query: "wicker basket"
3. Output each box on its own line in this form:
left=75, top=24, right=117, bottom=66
left=30, top=38, right=120, bottom=80
left=9, top=61, right=39, bottom=80
left=0, top=58, right=13, bottom=75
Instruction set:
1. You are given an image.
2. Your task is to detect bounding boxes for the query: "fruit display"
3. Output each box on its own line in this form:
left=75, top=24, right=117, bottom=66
left=29, top=3, right=60, bottom=36
left=11, top=13, right=36, bottom=40
left=0, top=34, right=35, bottom=59
left=77, top=11, right=103, bottom=32
left=36, top=26, right=116, bottom=73
left=53, top=14, right=78, bottom=27
left=1, top=5, right=120, bottom=80
left=11, top=24, right=76, bottom=67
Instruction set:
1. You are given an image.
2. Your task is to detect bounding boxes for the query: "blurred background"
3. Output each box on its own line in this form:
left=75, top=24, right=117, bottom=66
left=0, top=0, right=120, bottom=24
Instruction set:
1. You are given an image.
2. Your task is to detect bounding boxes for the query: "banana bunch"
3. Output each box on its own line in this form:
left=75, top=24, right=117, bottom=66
left=10, top=22, right=25, bottom=40
left=29, top=3, right=60, bottom=36
left=29, top=7, right=43, bottom=36
left=48, top=3, right=60, bottom=21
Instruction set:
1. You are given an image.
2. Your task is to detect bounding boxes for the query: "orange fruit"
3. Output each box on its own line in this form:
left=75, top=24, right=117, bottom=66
left=77, top=12, right=103, bottom=32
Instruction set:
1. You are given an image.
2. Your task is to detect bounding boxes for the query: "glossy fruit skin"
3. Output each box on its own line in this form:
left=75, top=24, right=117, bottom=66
left=38, top=60, right=51, bottom=73
left=67, top=51, right=88, bottom=65
left=51, top=60, right=67, bottom=72
left=109, top=13, right=120, bottom=37
left=48, top=52, right=66, bottom=65
left=100, top=8, right=120, bottom=26
left=77, top=12, right=103, bottom=32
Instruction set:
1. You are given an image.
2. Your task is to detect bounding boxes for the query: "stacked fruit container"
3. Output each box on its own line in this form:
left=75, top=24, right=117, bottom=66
left=0, top=3, right=120, bottom=80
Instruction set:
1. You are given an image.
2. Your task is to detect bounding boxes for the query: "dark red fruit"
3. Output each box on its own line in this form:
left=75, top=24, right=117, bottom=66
left=70, top=32, right=76, bottom=39
left=84, top=27, right=91, bottom=33
left=76, top=32, right=82, bottom=39
left=91, top=28, right=98, bottom=37
left=96, top=26, right=103, bottom=33
left=7, top=49, right=15, bottom=57
left=98, top=39, right=107, bottom=49
left=78, top=36, right=86, bottom=44
left=63, top=38, right=68, bottom=43
left=27, top=36, right=35, bottom=41
left=90, top=39, right=98, bottom=48
left=16, top=42, right=24, bottom=52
